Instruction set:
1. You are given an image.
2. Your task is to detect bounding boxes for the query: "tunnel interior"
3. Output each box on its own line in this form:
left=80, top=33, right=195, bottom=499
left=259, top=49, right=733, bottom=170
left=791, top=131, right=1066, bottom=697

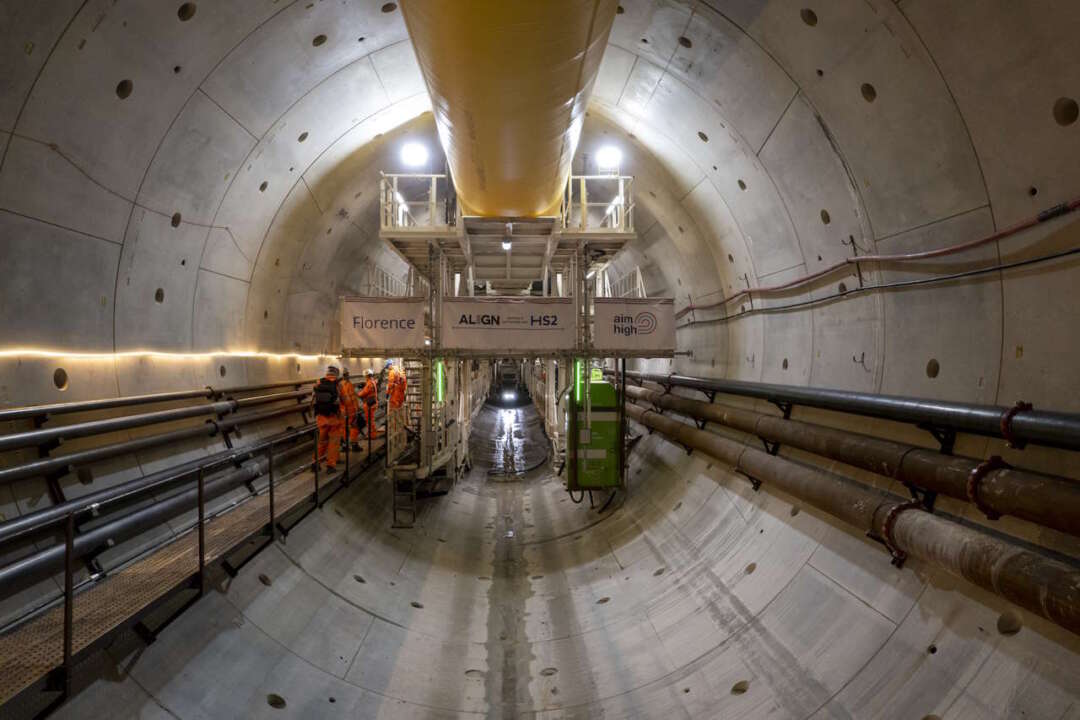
left=1, top=1, right=1080, bottom=719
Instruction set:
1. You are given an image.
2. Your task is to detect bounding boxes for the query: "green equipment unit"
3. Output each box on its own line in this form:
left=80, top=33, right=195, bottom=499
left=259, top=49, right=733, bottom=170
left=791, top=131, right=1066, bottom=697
left=567, top=363, right=622, bottom=490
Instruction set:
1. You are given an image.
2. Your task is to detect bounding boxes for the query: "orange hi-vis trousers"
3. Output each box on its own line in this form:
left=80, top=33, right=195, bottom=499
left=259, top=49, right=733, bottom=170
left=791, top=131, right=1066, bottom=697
left=315, top=414, right=343, bottom=468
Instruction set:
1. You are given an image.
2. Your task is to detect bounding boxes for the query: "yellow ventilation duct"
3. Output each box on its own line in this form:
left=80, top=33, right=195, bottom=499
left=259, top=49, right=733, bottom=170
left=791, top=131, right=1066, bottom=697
left=400, top=0, right=619, bottom=217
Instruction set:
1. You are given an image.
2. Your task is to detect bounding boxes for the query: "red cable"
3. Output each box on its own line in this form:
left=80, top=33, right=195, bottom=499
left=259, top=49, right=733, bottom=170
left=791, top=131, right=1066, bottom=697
left=676, top=198, right=1080, bottom=319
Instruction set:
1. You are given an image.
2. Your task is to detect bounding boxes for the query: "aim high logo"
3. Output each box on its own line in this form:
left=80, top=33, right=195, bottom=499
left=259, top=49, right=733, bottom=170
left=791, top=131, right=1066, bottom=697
left=612, top=311, right=657, bottom=336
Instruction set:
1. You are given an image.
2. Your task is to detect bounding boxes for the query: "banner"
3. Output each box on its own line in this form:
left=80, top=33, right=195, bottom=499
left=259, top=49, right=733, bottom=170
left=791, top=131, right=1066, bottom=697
left=442, top=297, right=575, bottom=352
left=341, top=297, right=426, bottom=353
left=592, top=297, right=675, bottom=355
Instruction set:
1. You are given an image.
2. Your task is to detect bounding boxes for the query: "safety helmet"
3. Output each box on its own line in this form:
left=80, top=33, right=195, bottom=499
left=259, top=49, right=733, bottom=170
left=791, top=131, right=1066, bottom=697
left=365, top=369, right=374, bottom=376
left=342, top=368, right=350, bottom=378
left=385, top=359, right=395, bottom=368
left=326, top=365, right=340, bottom=377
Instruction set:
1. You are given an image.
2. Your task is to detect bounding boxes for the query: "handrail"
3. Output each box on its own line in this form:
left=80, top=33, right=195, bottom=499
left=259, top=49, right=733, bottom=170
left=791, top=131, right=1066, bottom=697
left=0, top=389, right=309, bottom=454
left=608, top=370, right=1080, bottom=451
left=0, top=378, right=315, bottom=423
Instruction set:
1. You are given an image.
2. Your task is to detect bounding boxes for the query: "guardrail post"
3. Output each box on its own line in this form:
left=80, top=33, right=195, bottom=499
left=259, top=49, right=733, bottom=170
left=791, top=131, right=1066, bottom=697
left=344, top=414, right=350, bottom=489
left=266, top=443, right=275, bottom=542
left=62, top=511, right=74, bottom=700
left=196, top=467, right=206, bottom=596
left=312, top=428, right=320, bottom=505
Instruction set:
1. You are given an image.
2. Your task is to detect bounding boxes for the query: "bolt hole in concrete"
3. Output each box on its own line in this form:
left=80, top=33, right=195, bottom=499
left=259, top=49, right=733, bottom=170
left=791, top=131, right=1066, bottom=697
left=531, top=575, right=544, bottom=580
left=800, top=8, right=818, bottom=26
left=927, top=643, right=937, bottom=654
left=1029, top=186, right=1039, bottom=197
left=177, top=3, right=196, bottom=21
left=312, top=34, right=327, bottom=47
left=381, top=2, right=397, bottom=12
left=298, top=131, right=308, bottom=142
left=790, top=506, right=800, bottom=516
left=654, top=567, right=666, bottom=576
left=411, top=601, right=423, bottom=609
left=154, top=288, right=164, bottom=303
left=737, top=179, right=746, bottom=190
left=1053, top=97, right=1079, bottom=126
left=266, top=693, right=286, bottom=709
left=816, top=68, right=824, bottom=77
left=782, top=358, right=789, bottom=370
left=53, top=368, right=68, bottom=391
left=731, top=680, right=750, bottom=695
left=259, top=180, right=268, bottom=192
left=697, top=130, right=709, bottom=142
left=616, top=4, right=624, bottom=13
left=219, top=365, right=227, bottom=377
left=745, top=562, right=757, bottom=574
left=727, top=253, right=734, bottom=263
left=678, top=36, right=692, bottom=48
left=596, top=597, right=611, bottom=605
left=263, top=310, right=268, bottom=319
left=465, top=669, right=484, bottom=678
left=838, top=282, right=848, bottom=293
left=171, top=212, right=181, bottom=227
left=115, top=79, right=133, bottom=99
left=328, top=697, right=336, bottom=703
left=820, top=208, right=831, bottom=224
left=173, top=65, right=181, bottom=74
left=997, top=610, right=1022, bottom=635
left=258, top=573, right=272, bottom=587
left=861, top=83, right=877, bottom=103
left=926, top=358, right=940, bottom=378
left=540, top=668, right=558, bottom=677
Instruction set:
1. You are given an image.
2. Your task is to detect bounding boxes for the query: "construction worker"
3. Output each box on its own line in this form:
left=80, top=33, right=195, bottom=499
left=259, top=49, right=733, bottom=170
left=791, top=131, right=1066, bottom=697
left=339, top=368, right=361, bottom=452
left=358, top=368, right=380, bottom=438
left=385, top=359, right=408, bottom=441
left=311, top=365, right=345, bottom=471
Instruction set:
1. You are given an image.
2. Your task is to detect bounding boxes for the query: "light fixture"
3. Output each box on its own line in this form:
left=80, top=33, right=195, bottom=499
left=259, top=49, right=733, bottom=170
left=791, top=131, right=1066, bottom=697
left=400, top=141, right=428, bottom=167
left=585, top=270, right=596, bottom=280
left=596, top=145, right=622, bottom=171
left=502, top=391, right=517, bottom=401
left=501, top=240, right=512, bottom=251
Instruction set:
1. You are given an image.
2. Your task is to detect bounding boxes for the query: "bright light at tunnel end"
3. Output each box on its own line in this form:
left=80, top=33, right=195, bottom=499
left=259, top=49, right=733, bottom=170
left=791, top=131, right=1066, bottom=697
left=596, top=145, right=622, bottom=171
left=400, top=141, right=429, bottom=167
left=502, top=391, right=517, bottom=401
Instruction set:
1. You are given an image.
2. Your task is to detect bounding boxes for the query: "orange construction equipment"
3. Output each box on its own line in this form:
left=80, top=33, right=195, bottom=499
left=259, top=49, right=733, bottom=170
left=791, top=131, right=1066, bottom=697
left=312, top=367, right=345, bottom=469
left=358, top=371, right=379, bottom=438
left=339, top=371, right=360, bottom=444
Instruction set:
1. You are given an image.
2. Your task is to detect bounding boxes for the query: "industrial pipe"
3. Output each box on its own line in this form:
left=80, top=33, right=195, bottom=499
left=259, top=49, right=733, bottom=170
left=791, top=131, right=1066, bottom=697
left=614, top=370, right=1080, bottom=451
left=0, top=403, right=308, bottom=487
left=626, top=385, right=1080, bottom=537
left=0, top=438, right=315, bottom=595
left=0, top=389, right=309, bottom=454
left=0, top=379, right=315, bottom=423
left=400, top=0, right=618, bottom=216
left=626, top=403, right=1080, bottom=636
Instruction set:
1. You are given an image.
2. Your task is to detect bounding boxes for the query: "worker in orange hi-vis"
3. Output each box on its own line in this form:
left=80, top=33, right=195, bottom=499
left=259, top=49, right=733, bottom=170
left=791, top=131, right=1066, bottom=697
left=311, top=365, right=345, bottom=471
left=339, top=368, right=361, bottom=452
left=358, top=368, right=380, bottom=438
left=385, top=359, right=408, bottom=441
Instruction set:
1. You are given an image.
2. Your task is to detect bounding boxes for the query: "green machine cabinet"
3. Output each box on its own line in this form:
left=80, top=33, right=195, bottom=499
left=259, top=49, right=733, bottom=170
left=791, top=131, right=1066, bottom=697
left=567, top=371, right=622, bottom=490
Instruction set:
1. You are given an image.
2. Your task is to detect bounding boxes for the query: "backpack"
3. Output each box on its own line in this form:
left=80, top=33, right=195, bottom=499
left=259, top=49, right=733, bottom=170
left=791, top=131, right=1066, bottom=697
left=313, top=378, right=340, bottom=417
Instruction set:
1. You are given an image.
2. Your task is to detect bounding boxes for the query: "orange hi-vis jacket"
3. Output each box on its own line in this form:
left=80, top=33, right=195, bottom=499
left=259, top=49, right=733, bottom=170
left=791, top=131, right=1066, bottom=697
left=358, top=378, right=378, bottom=408
left=387, top=366, right=407, bottom=408
left=338, top=377, right=359, bottom=417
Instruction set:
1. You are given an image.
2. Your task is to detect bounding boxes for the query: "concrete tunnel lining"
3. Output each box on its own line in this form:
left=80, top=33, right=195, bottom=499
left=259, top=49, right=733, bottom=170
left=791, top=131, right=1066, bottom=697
left=1, top=0, right=1080, bottom=718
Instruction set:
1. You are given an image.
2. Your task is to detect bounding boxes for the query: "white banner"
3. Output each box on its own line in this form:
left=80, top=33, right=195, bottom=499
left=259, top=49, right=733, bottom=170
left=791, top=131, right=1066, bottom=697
left=592, top=297, right=675, bottom=355
left=442, top=297, right=575, bottom=352
left=341, top=297, right=426, bottom=353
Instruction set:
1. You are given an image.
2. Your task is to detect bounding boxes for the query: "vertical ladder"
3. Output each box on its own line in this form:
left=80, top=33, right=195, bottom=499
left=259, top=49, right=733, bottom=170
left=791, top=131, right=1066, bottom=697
left=392, top=472, right=417, bottom=528
left=404, top=359, right=424, bottom=436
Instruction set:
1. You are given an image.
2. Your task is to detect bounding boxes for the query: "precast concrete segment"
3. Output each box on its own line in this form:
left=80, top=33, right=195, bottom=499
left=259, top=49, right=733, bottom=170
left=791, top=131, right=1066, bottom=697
left=399, top=0, right=619, bottom=215
left=625, top=384, right=1080, bottom=537
left=625, top=402, right=1080, bottom=637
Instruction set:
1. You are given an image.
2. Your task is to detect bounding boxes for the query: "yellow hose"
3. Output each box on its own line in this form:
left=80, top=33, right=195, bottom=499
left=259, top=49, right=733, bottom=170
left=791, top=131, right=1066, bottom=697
left=400, top=0, right=618, bottom=217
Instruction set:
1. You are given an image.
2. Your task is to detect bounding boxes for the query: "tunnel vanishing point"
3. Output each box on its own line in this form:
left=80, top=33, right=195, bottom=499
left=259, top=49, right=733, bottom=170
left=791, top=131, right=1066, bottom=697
left=1, top=1, right=1079, bottom=719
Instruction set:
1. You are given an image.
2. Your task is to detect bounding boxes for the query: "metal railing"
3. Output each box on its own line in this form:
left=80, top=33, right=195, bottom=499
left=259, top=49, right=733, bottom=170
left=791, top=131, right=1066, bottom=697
left=368, top=263, right=408, bottom=297
left=379, top=172, right=456, bottom=232
left=606, top=265, right=646, bottom=298
left=560, top=174, right=635, bottom=233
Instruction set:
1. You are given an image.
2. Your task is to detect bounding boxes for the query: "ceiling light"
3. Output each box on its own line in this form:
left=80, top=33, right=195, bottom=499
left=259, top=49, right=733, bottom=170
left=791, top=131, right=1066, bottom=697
left=596, top=145, right=622, bottom=171
left=400, top=142, right=428, bottom=167
left=586, top=270, right=596, bottom=279
left=502, top=240, right=512, bottom=251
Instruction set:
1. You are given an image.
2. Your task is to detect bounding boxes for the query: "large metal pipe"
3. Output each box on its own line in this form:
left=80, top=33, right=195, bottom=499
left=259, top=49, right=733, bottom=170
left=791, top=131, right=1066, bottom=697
left=626, top=403, right=1080, bottom=636
left=0, top=379, right=314, bottom=423
left=0, top=439, right=314, bottom=595
left=616, top=370, right=1080, bottom=451
left=400, top=0, right=618, bottom=216
left=626, top=385, right=1080, bottom=537
left=0, top=420, right=315, bottom=545
left=0, top=403, right=307, bottom=487
left=0, top=390, right=308, bottom=454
